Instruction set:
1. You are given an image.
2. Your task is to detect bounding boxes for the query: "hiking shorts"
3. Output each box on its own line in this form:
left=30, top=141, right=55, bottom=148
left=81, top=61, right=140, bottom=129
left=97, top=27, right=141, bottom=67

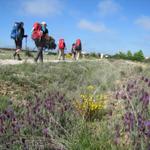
left=15, top=39, right=22, bottom=49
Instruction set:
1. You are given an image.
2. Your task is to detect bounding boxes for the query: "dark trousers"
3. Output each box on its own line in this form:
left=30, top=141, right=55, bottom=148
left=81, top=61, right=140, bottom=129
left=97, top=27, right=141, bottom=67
left=34, top=39, right=44, bottom=62
left=35, top=47, right=43, bottom=62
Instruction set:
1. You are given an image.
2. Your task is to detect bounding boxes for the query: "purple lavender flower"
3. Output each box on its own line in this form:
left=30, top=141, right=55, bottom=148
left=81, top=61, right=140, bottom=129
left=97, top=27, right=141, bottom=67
left=0, top=114, right=6, bottom=122
left=4, top=107, right=15, bottom=119
left=142, top=92, right=150, bottom=107
left=0, top=125, right=4, bottom=134
left=145, top=121, right=150, bottom=129
left=43, top=128, right=49, bottom=137
left=127, top=85, right=130, bottom=92
left=124, top=112, right=135, bottom=131
left=144, top=121, right=150, bottom=137
left=137, top=114, right=145, bottom=132
left=122, top=95, right=127, bottom=100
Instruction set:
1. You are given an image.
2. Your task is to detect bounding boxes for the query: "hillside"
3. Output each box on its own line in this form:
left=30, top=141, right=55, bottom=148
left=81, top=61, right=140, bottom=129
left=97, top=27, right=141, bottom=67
left=0, top=49, right=150, bottom=149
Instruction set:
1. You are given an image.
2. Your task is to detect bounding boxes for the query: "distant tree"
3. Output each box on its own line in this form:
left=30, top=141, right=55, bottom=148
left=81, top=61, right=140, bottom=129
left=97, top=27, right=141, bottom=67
left=133, top=50, right=145, bottom=61
left=127, top=50, right=133, bottom=60
left=117, top=51, right=127, bottom=59
left=90, top=52, right=98, bottom=58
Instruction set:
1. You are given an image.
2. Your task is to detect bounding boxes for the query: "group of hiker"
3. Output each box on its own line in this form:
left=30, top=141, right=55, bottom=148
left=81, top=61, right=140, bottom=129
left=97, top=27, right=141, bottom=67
left=10, top=21, right=82, bottom=62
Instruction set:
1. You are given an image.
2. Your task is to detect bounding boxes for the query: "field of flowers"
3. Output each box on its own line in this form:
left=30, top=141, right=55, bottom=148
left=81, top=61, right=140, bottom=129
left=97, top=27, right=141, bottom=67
left=0, top=58, right=149, bottom=149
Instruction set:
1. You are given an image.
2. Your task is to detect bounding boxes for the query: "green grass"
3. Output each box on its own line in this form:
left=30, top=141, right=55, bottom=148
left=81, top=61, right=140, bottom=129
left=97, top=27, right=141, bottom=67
left=0, top=59, right=143, bottom=99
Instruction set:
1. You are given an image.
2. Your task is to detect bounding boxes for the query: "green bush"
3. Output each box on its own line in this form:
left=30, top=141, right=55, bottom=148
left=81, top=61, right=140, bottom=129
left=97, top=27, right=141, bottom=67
left=133, top=50, right=145, bottom=61
left=112, top=50, right=145, bottom=62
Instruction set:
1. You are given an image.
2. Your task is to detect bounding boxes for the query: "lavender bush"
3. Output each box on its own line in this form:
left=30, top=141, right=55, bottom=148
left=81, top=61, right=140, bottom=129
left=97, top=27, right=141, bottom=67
left=114, top=76, right=150, bottom=149
left=0, top=91, right=77, bottom=149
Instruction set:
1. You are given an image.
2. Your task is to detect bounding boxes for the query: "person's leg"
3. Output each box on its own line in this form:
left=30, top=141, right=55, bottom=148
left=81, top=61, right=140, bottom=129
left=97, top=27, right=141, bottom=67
left=62, top=49, right=65, bottom=60
left=77, top=50, right=81, bottom=60
left=74, top=52, right=76, bottom=60
left=34, top=39, right=41, bottom=62
left=16, top=40, right=22, bottom=60
left=17, top=53, right=22, bottom=60
left=58, top=49, right=61, bottom=60
left=72, top=53, right=75, bottom=60
left=76, top=51, right=79, bottom=60
left=13, top=40, right=18, bottom=59
left=35, top=47, right=42, bottom=62
left=60, top=50, right=62, bottom=60
left=72, top=51, right=75, bottom=60
left=39, top=47, right=43, bottom=62
left=13, top=52, right=17, bottom=59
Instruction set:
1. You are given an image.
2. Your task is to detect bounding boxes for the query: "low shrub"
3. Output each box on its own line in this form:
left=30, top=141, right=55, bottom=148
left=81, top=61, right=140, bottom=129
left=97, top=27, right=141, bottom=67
left=114, top=76, right=150, bottom=149
left=75, top=85, right=107, bottom=121
left=0, top=91, right=78, bottom=149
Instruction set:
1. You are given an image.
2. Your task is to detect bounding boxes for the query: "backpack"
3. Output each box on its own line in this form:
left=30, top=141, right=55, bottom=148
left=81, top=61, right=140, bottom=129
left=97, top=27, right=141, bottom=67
left=72, top=43, right=76, bottom=49
left=31, top=22, right=42, bottom=40
left=72, top=43, right=76, bottom=52
left=59, top=39, right=65, bottom=49
left=10, top=22, right=22, bottom=40
left=46, top=36, right=56, bottom=50
left=75, top=39, right=82, bottom=51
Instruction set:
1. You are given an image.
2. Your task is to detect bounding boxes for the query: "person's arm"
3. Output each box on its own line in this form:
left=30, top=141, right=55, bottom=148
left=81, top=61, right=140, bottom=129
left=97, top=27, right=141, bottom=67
left=22, top=28, right=28, bottom=38
left=45, top=28, right=49, bottom=38
left=64, top=42, right=66, bottom=48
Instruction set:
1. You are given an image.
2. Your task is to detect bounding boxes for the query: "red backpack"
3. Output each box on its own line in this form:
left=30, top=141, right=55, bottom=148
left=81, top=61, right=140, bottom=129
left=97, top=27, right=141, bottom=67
left=31, top=22, right=42, bottom=40
left=75, top=39, right=82, bottom=50
left=59, top=39, right=65, bottom=49
left=76, top=39, right=81, bottom=46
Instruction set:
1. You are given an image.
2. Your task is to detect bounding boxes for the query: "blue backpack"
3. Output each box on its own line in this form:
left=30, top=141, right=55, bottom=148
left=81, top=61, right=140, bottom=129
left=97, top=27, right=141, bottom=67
left=10, top=22, right=21, bottom=39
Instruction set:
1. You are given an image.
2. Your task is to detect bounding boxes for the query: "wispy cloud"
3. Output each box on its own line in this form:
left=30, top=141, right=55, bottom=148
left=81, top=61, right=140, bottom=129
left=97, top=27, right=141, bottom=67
left=135, top=16, right=150, bottom=30
left=22, top=0, right=63, bottom=17
left=78, top=19, right=108, bottom=33
left=98, top=0, right=121, bottom=16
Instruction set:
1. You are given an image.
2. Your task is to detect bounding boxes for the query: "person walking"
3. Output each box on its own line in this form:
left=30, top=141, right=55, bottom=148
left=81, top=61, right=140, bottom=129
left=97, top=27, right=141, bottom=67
left=32, top=21, right=49, bottom=62
left=58, top=39, right=66, bottom=60
left=75, top=39, right=82, bottom=60
left=11, top=22, right=27, bottom=60
left=71, top=43, right=76, bottom=60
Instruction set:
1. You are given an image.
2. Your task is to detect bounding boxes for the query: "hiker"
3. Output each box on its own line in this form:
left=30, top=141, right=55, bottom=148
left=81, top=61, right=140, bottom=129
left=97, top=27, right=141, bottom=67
left=11, top=22, right=27, bottom=60
left=32, top=21, right=49, bottom=62
left=71, top=43, right=76, bottom=60
left=75, top=39, right=82, bottom=60
left=58, top=39, right=66, bottom=60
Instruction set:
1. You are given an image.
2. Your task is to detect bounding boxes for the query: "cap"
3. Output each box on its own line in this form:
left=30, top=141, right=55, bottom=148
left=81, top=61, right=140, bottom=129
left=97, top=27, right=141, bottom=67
left=41, top=21, right=47, bottom=26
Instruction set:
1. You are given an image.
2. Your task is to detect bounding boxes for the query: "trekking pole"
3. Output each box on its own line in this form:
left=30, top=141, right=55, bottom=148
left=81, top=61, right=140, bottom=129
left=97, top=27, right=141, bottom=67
left=25, top=36, right=27, bottom=50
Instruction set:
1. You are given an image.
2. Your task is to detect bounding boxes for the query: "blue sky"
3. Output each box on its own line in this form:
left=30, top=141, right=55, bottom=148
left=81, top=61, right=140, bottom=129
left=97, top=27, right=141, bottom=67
left=1, top=0, right=150, bottom=56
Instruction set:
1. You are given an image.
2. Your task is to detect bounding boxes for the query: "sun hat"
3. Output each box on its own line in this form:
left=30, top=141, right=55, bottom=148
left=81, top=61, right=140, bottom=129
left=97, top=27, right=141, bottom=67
left=41, top=21, right=47, bottom=26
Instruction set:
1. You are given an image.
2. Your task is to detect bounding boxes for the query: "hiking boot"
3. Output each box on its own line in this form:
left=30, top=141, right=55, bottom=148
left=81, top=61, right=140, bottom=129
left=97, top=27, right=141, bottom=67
left=17, top=54, right=22, bottom=61
left=18, top=58, right=22, bottom=61
left=13, top=52, right=17, bottom=59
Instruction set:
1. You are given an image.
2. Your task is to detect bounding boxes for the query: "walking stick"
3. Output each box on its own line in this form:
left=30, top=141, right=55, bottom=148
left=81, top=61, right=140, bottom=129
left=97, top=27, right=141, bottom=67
left=25, top=36, right=27, bottom=50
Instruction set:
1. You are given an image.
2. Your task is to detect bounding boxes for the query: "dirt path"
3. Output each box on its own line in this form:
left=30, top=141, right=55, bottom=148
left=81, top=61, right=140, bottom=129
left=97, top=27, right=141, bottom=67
left=0, top=59, right=76, bottom=65
left=0, top=58, right=107, bottom=65
left=0, top=59, right=147, bottom=67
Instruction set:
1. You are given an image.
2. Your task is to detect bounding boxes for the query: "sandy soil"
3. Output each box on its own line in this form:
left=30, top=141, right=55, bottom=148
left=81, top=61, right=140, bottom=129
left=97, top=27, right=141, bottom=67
left=0, top=59, right=77, bottom=65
